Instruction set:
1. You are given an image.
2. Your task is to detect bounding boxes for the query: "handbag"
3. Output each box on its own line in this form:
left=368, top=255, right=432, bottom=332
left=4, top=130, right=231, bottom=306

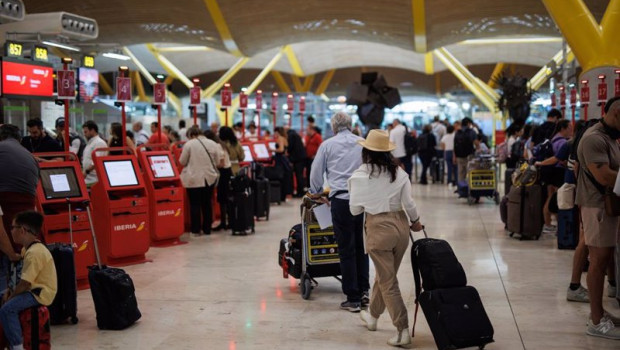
left=556, top=183, right=576, bottom=210
left=197, top=139, right=220, bottom=187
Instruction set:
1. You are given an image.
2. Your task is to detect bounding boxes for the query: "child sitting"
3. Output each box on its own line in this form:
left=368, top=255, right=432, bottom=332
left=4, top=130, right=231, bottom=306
left=0, top=211, right=56, bottom=350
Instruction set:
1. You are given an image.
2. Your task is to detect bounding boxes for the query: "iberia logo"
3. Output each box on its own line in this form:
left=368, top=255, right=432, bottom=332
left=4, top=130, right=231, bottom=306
left=175, top=208, right=181, bottom=217
left=78, top=240, right=89, bottom=252
left=137, top=221, right=146, bottom=231
left=20, top=76, right=26, bottom=85
left=44, top=70, right=49, bottom=78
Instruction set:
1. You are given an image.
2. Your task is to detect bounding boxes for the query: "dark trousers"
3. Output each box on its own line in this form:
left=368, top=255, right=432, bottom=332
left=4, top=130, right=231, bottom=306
left=444, top=150, right=457, bottom=185
left=217, top=168, right=233, bottom=227
left=0, top=192, right=36, bottom=252
left=293, top=161, right=305, bottom=196
left=330, top=198, right=369, bottom=303
left=187, top=184, right=214, bottom=234
left=419, top=154, right=433, bottom=184
left=398, top=156, right=412, bottom=177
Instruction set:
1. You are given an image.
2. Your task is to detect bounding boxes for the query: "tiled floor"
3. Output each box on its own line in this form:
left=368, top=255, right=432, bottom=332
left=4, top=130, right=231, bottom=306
left=52, top=184, right=619, bottom=349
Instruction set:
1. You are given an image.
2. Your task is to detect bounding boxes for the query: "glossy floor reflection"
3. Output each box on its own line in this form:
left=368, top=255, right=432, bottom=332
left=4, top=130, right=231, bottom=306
left=51, top=184, right=619, bottom=349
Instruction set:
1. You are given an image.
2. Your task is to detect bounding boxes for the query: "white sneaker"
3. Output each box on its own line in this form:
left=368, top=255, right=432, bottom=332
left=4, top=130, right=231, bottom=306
left=542, top=224, right=557, bottom=234
left=360, top=310, right=377, bottom=331
left=388, top=328, right=412, bottom=347
left=586, top=317, right=620, bottom=340
left=567, top=286, right=590, bottom=303
left=608, top=285, right=617, bottom=298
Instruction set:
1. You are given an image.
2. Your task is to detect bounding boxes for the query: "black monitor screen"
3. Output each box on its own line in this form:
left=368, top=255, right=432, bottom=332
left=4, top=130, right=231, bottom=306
left=103, top=160, right=139, bottom=187
left=242, top=145, right=254, bottom=162
left=40, top=167, right=82, bottom=200
left=147, top=155, right=175, bottom=179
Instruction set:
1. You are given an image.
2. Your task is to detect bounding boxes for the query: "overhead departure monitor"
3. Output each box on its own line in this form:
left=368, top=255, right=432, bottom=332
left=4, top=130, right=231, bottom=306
left=242, top=145, right=253, bottom=162
left=253, top=143, right=270, bottom=159
left=147, top=155, right=175, bottom=179
left=103, top=160, right=139, bottom=187
left=39, top=167, right=82, bottom=199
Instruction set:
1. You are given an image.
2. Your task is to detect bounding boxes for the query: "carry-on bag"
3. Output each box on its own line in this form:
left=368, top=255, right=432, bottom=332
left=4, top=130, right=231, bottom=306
left=430, top=157, right=444, bottom=184
left=230, top=171, right=255, bottom=234
left=83, top=200, right=142, bottom=330
left=410, top=230, right=494, bottom=350
left=506, top=185, right=543, bottom=240
left=557, top=207, right=578, bottom=250
left=499, top=196, right=508, bottom=225
left=254, top=177, right=270, bottom=220
left=46, top=243, right=78, bottom=325
left=269, top=181, right=281, bottom=204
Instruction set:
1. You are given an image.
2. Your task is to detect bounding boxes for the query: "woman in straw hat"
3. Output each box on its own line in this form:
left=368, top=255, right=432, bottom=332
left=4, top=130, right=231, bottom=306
left=348, top=129, right=423, bottom=348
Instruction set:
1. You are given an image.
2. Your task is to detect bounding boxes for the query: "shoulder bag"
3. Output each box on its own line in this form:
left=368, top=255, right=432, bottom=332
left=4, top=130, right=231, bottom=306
left=197, top=139, right=220, bottom=186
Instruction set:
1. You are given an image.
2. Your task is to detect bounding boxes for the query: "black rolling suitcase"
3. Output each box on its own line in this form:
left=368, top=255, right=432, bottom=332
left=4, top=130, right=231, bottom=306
left=269, top=181, right=281, bottom=205
left=230, top=170, right=255, bottom=235
left=254, top=177, right=270, bottom=220
left=46, top=243, right=78, bottom=325
left=506, top=185, right=544, bottom=240
left=410, top=230, right=494, bottom=350
left=557, top=207, right=578, bottom=249
left=430, top=157, right=444, bottom=184
left=82, top=200, right=141, bottom=330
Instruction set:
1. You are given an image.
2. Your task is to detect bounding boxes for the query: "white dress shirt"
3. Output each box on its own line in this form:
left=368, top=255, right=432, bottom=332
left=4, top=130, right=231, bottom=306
left=82, top=135, right=108, bottom=185
left=389, top=124, right=406, bottom=158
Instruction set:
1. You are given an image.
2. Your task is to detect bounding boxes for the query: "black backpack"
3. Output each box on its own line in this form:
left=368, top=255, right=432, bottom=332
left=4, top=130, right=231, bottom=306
left=70, top=133, right=87, bottom=161
left=454, top=129, right=474, bottom=158
left=404, top=133, right=418, bottom=156
left=510, top=139, right=525, bottom=161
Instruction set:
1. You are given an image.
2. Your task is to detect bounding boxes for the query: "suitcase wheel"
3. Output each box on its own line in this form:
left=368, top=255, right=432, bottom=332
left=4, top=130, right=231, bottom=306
left=71, top=316, right=79, bottom=324
left=300, top=276, right=312, bottom=300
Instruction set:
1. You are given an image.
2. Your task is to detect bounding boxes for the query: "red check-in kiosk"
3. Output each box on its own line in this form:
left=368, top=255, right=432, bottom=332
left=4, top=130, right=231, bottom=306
left=35, top=153, right=96, bottom=289
left=137, top=145, right=186, bottom=246
left=90, top=148, right=151, bottom=265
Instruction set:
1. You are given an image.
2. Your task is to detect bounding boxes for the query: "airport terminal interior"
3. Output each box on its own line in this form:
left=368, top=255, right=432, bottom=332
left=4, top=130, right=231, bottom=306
left=0, top=0, right=618, bottom=349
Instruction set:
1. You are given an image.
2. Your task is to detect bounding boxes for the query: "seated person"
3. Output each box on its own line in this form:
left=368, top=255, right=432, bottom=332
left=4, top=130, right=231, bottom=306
left=0, top=211, right=57, bottom=350
left=474, top=133, right=490, bottom=156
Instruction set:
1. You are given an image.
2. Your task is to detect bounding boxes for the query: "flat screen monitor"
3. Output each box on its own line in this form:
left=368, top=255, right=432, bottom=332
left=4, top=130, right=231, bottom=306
left=253, top=143, right=270, bottom=159
left=103, top=160, right=139, bottom=187
left=39, top=167, right=82, bottom=200
left=147, top=155, right=175, bottom=179
left=242, top=145, right=253, bottom=162
left=77, top=67, right=99, bottom=102
left=1, top=58, right=54, bottom=99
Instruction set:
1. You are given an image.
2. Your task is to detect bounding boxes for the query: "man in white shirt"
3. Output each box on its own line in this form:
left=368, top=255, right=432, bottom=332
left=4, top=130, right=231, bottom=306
left=389, top=119, right=411, bottom=176
left=178, top=120, right=188, bottom=142
left=132, top=121, right=150, bottom=146
left=432, top=116, right=447, bottom=158
left=81, top=121, right=108, bottom=186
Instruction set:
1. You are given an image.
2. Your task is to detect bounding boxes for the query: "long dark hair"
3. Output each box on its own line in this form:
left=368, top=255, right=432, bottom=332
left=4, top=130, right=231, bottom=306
left=218, top=126, right=238, bottom=146
left=362, top=148, right=398, bottom=183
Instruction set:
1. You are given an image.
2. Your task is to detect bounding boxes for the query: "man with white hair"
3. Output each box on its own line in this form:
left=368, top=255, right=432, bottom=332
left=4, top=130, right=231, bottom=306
left=132, top=121, right=149, bottom=146
left=308, top=111, right=369, bottom=312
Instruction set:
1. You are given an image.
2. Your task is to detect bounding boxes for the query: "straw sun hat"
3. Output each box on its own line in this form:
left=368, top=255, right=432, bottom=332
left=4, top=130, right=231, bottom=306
left=357, top=129, right=396, bottom=152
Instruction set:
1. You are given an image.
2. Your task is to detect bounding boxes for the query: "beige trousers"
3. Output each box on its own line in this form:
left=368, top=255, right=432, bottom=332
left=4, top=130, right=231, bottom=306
left=365, top=211, right=410, bottom=331
left=456, top=156, right=470, bottom=182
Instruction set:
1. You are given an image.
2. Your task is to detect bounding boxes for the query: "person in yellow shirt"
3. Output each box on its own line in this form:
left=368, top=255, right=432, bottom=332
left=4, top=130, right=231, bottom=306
left=0, top=211, right=56, bottom=350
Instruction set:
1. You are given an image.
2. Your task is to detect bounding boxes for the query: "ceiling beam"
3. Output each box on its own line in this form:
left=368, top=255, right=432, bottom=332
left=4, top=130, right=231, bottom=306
left=202, top=57, right=250, bottom=99
left=270, top=71, right=292, bottom=93
left=301, top=75, right=315, bottom=92
left=436, top=48, right=500, bottom=101
left=315, top=69, right=336, bottom=96
left=411, top=0, right=428, bottom=53
left=157, top=46, right=211, bottom=53
left=291, top=75, right=303, bottom=92
left=283, top=45, right=305, bottom=77
left=123, top=47, right=156, bottom=85
left=424, top=52, right=434, bottom=75
left=146, top=44, right=194, bottom=89
left=529, top=47, right=574, bottom=91
left=203, top=0, right=244, bottom=57
left=487, top=63, right=505, bottom=89
left=132, top=71, right=149, bottom=102
left=98, top=73, right=113, bottom=96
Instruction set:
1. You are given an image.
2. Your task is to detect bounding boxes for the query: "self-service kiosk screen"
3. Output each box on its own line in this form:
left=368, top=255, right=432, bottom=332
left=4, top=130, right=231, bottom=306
left=268, top=142, right=277, bottom=152
left=242, top=145, right=254, bottom=162
left=253, top=143, right=270, bottom=159
left=103, top=160, right=139, bottom=187
left=147, top=155, right=175, bottom=178
left=40, top=167, right=82, bottom=199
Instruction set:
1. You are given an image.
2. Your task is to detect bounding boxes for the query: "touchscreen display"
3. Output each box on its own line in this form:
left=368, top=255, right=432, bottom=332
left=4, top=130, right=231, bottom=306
left=253, top=143, right=270, bottom=159
left=148, top=155, right=175, bottom=178
left=104, top=160, right=139, bottom=187
left=242, top=145, right=253, bottom=162
left=268, top=142, right=276, bottom=152
left=40, top=167, right=82, bottom=199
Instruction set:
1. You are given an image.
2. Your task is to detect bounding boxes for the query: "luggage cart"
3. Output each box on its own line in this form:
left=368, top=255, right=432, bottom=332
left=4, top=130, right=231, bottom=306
left=296, top=196, right=341, bottom=300
left=466, top=155, right=500, bottom=205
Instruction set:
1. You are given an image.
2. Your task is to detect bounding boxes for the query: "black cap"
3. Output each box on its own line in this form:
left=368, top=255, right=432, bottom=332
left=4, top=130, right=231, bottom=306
left=55, top=117, right=65, bottom=128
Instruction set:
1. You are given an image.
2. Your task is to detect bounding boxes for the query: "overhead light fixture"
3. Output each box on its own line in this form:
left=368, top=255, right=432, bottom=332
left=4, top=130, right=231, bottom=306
left=461, top=37, right=563, bottom=45
left=102, top=52, right=130, bottom=61
left=41, top=40, right=80, bottom=52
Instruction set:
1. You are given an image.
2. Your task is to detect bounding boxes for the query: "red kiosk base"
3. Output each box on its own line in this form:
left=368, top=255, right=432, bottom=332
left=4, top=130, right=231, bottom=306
left=138, top=145, right=186, bottom=247
left=35, top=153, right=97, bottom=290
left=90, top=148, right=152, bottom=266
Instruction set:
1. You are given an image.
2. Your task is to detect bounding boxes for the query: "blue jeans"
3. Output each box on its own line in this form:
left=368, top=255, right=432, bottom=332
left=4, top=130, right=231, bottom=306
left=330, top=198, right=369, bottom=303
left=0, top=292, right=39, bottom=347
left=444, top=150, right=457, bottom=185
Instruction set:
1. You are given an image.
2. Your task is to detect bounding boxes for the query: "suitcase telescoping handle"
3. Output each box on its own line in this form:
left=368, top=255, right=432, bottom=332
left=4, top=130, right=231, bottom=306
left=67, top=199, right=103, bottom=269
left=408, top=226, right=427, bottom=339
left=408, top=226, right=428, bottom=244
